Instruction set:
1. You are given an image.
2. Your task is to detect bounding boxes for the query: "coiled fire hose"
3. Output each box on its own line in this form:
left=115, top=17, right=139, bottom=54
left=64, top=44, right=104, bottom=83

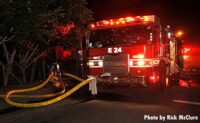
left=2, top=72, right=94, bottom=108
left=0, top=72, right=65, bottom=99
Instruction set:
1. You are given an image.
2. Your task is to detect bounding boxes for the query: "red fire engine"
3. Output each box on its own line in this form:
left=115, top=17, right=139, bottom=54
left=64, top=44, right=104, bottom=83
left=82, top=15, right=183, bottom=91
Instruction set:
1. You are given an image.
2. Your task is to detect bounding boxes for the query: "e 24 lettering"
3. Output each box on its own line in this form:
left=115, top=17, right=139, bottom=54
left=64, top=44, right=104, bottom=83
left=108, top=47, right=122, bottom=53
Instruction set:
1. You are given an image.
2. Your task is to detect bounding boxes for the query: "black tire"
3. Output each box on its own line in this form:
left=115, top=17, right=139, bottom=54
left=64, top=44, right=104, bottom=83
left=159, top=62, right=167, bottom=93
left=169, top=73, right=180, bottom=86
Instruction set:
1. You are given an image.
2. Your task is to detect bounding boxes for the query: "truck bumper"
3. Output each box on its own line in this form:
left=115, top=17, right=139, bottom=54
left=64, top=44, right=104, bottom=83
left=88, top=66, right=160, bottom=87
left=96, top=75, right=148, bottom=86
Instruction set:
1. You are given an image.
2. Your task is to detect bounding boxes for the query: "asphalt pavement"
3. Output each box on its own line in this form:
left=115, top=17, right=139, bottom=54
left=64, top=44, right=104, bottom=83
left=0, top=83, right=199, bottom=123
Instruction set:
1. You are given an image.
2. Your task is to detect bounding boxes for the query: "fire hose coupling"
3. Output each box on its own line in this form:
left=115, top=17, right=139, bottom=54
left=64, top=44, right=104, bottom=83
left=51, top=62, right=62, bottom=77
left=50, top=62, right=63, bottom=89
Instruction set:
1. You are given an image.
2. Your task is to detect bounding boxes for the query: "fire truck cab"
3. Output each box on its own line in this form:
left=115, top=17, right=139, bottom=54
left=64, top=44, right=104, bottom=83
left=83, top=15, right=183, bottom=91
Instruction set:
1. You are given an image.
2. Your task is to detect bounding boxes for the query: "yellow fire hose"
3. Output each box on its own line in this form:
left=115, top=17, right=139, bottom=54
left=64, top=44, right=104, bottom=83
left=3, top=72, right=94, bottom=108
left=0, top=88, right=65, bottom=99
left=0, top=72, right=66, bottom=99
left=62, top=72, right=84, bottom=82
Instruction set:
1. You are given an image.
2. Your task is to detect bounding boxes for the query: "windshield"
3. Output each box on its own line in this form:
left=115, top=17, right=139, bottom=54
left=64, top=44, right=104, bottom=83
left=89, top=26, right=153, bottom=48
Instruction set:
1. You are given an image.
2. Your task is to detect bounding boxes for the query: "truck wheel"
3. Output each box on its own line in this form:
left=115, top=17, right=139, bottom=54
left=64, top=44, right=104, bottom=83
left=159, top=62, right=167, bottom=93
left=169, top=73, right=180, bottom=86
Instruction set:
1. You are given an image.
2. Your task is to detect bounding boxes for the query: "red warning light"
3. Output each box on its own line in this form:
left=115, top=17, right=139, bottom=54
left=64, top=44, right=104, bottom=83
left=91, top=24, right=95, bottom=28
left=110, top=21, right=114, bottom=25
left=63, top=50, right=71, bottom=58
left=175, top=31, right=184, bottom=37
left=90, top=15, right=155, bottom=28
left=183, top=48, right=191, bottom=53
left=183, top=55, right=189, bottom=60
left=179, top=79, right=189, bottom=88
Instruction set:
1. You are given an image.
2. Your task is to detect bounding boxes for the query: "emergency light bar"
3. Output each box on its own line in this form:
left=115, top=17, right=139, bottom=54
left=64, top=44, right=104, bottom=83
left=90, top=15, right=156, bottom=29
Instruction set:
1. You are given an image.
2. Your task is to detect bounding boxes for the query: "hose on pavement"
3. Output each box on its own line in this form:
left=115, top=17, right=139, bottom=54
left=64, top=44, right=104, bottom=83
left=4, top=72, right=93, bottom=108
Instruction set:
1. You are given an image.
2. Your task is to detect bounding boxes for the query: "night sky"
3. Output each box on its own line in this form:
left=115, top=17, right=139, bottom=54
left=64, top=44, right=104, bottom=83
left=87, top=0, right=200, bottom=43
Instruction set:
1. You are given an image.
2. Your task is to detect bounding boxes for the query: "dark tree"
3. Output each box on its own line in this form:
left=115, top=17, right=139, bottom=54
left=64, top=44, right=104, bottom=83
left=0, top=0, right=93, bottom=86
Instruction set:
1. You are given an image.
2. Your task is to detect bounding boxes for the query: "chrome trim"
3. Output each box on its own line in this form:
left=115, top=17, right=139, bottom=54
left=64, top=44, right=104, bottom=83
left=88, top=60, right=103, bottom=68
left=129, top=58, right=160, bottom=67
left=128, top=54, right=130, bottom=73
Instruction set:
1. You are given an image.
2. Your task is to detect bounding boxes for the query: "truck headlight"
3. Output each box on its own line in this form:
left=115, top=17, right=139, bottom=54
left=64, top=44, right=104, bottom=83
left=137, top=60, right=145, bottom=66
left=88, top=60, right=103, bottom=67
left=129, top=61, right=134, bottom=66
left=98, top=61, right=103, bottom=66
left=88, top=61, right=94, bottom=66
